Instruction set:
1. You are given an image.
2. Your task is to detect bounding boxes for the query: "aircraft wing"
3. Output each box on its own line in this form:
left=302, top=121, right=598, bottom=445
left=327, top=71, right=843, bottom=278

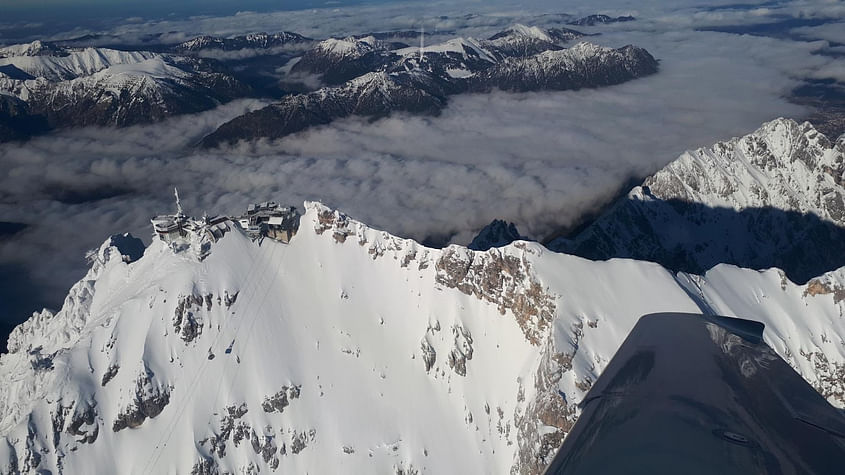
left=544, top=312, right=845, bottom=475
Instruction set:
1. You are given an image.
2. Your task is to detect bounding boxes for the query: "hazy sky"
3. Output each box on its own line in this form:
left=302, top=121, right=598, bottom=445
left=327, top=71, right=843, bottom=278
left=0, top=1, right=389, bottom=18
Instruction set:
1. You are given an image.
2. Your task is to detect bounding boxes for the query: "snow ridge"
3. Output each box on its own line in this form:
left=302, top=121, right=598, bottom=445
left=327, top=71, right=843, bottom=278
left=1, top=195, right=844, bottom=474
left=643, top=118, right=845, bottom=224
left=554, top=118, right=845, bottom=284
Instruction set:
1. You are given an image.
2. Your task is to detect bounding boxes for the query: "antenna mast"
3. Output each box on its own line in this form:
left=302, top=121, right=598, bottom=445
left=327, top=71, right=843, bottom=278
left=174, top=187, right=183, bottom=216
left=419, top=24, right=424, bottom=62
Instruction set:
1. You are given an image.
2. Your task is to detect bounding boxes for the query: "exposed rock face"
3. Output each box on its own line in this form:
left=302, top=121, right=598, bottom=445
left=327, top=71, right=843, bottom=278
left=513, top=328, right=581, bottom=475
left=446, top=324, right=474, bottom=376
left=101, top=364, right=119, bottom=386
left=261, top=385, right=301, bottom=413
left=554, top=119, right=845, bottom=283
left=805, top=277, right=845, bottom=304
left=52, top=399, right=99, bottom=448
left=174, top=294, right=206, bottom=343
left=200, top=399, right=309, bottom=468
left=468, top=219, right=524, bottom=251
left=420, top=334, right=437, bottom=373
left=290, top=430, right=316, bottom=454
left=65, top=403, right=99, bottom=444
left=112, top=368, right=171, bottom=432
left=435, top=246, right=556, bottom=345
left=204, top=403, right=249, bottom=458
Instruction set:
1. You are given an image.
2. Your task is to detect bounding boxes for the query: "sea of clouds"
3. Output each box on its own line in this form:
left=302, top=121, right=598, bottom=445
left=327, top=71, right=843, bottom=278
left=0, top=0, right=843, bottom=333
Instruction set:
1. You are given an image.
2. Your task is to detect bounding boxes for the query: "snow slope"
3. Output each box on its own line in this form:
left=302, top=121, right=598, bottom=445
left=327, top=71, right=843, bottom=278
left=1, top=201, right=843, bottom=474
left=0, top=42, right=249, bottom=131
left=0, top=46, right=157, bottom=82
left=643, top=118, right=844, bottom=225
left=554, top=118, right=845, bottom=283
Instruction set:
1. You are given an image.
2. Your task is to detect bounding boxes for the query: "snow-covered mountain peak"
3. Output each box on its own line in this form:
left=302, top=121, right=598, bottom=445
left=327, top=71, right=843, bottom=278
left=639, top=117, right=844, bottom=224
left=500, top=24, right=553, bottom=42
left=2, top=196, right=845, bottom=474
left=0, top=47, right=158, bottom=82
left=552, top=117, right=845, bottom=289
left=560, top=41, right=610, bottom=58
left=177, top=35, right=217, bottom=51
left=316, top=36, right=379, bottom=58
left=395, top=36, right=497, bottom=65
left=0, top=40, right=64, bottom=58
left=92, top=57, right=188, bottom=82
left=0, top=42, right=250, bottom=130
left=12, top=233, right=143, bottom=351
left=522, top=41, right=645, bottom=67
left=176, top=31, right=311, bottom=53
left=468, top=220, right=525, bottom=251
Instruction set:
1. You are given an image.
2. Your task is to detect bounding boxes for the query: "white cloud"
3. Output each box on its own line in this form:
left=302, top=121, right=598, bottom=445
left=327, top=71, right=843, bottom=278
left=792, top=21, right=845, bottom=44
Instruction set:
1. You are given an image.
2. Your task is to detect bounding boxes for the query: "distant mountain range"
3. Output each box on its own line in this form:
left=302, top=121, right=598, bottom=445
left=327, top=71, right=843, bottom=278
left=0, top=23, right=659, bottom=144
left=174, top=32, right=313, bottom=55
left=0, top=41, right=250, bottom=134
left=200, top=26, right=658, bottom=147
left=566, top=14, right=635, bottom=26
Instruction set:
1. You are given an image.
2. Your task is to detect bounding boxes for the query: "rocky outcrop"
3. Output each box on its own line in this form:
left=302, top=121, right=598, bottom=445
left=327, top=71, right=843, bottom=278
left=101, top=365, right=119, bottom=386
left=420, top=336, right=437, bottom=373
left=203, top=403, right=249, bottom=458
left=112, top=368, right=171, bottom=432
left=800, top=349, right=845, bottom=406
left=468, top=220, right=524, bottom=251
left=805, top=276, right=845, bottom=305
left=52, top=399, right=99, bottom=447
left=173, top=294, right=206, bottom=343
left=261, top=385, right=301, bottom=413
left=446, top=324, right=474, bottom=376
left=435, top=246, right=556, bottom=345
left=513, top=328, right=582, bottom=475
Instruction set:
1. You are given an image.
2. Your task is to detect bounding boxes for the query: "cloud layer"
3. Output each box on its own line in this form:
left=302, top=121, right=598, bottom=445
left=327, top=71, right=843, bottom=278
left=0, top=0, right=843, bottom=331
